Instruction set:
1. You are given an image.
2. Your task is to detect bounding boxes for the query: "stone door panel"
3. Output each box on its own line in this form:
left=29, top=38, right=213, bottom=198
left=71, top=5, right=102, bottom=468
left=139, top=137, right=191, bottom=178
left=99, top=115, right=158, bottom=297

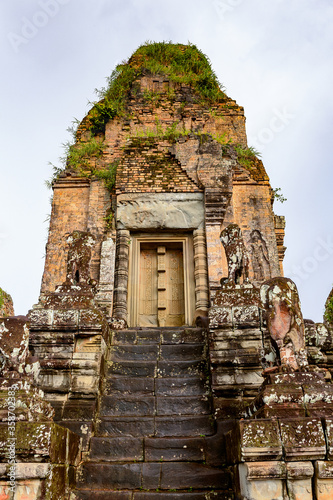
left=139, top=243, right=185, bottom=327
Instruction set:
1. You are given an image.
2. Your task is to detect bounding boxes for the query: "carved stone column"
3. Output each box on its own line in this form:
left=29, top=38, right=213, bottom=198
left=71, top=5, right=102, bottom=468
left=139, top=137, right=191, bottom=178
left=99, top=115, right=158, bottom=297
left=113, top=229, right=130, bottom=321
left=193, top=228, right=210, bottom=311
left=274, top=215, right=286, bottom=275
left=95, top=233, right=116, bottom=316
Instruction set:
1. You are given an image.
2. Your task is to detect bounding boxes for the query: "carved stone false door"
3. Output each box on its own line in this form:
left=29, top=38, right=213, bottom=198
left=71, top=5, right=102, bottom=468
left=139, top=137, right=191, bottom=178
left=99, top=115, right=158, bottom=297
left=139, top=244, right=185, bottom=327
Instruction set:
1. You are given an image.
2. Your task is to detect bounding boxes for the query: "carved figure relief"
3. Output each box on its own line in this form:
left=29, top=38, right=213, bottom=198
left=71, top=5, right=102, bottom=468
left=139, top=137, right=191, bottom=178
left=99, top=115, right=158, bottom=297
left=65, top=231, right=96, bottom=286
left=220, top=224, right=250, bottom=284
left=249, top=229, right=270, bottom=281
left=260, top=277, right=308, bottom=371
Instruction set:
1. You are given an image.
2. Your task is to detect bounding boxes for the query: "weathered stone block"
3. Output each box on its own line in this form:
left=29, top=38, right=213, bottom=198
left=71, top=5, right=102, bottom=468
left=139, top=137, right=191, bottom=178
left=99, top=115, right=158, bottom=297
left=109, top=344, right=159, bottom=361
left=100, top=395, right=155, bottom=417
left=63, top=400, right=96, bottom=420
left=77, top=463, right=142, bottom=489
left=29, top=309, right=54, bottom=327
left=89, top=437, right=144, bottom=461
left=214, top=396, right=253, bottom=419
left=160, top=462, right=230, bottom=489
left=59, top=421, right=92, bottom=451
left=279, top=418, right=326, bottom=461
left=97, top=417, right=155, bottom=438
left=286, top=462, right=314, bottom=500
left=162, top=328, right=205, bottom=344
left=210, top=348, right=260, bottom=367
left=304, top=385, right=333, bottom=418
left=75, top=334, right=105, bottom=353
left=232, top=305, right=260, bottom=327
left=209, top=307, right=232, bottom=329
left=315, top=461, right=333, bottom=500
left=10, top=479, right=43, bottom=499
left=155, top=415, right=215, bottom=437
left=325, top=419, right=333, bottom=459
left=228, top=419, right=282, bottom=463
left=53, top=310, right=79, bottom=328
left=14, top=463, right=50, bottom=479
left=144, top=436, right=205, bottom=461
left=71, top=374, right=99, bottom=394
left=107, top=360, right=156, bottom=377
left=156, top=396, right=210, bottom=416
left=111, top=330, right=137, bottom=344
left=155, top=376, right=207, bottom=396
left=238, top=461, right=287, bottom=500
left=39, top=371, right=71, bottom=393
left=105, top=376, right=155, bottom=395
left=212, top=367, right=263, bottom=391
left=117, top=193, right=205, bottom=230
left=157, top=360, right=204, bottom=378
left=160, top=344, right=205, bottom=361
left=141, top=462, right=161, bottom=490
left=72, top=492, right=132, bottom=500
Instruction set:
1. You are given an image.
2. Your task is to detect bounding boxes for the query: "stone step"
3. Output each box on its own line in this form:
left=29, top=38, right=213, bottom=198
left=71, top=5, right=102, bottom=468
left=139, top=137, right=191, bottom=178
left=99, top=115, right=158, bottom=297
left=111, top=328, right=206, bottom=346
left=89, top=437, right=144, bottom=461
left=100, top=396, right=155, bottom=417
left=144, top=436, right=205, bottom=462
left=96, top=415, right=215, bottom=438
left=76, top=462, right=230, bottom=491
left=104, top=376, right=208, bottom=396
left=155, top=376, right=208, bottom=396
left=96, top=417, right=155, bottom=437
left=106, top=360, right=156, bottom=377
left=156, top=396, right=210, bottom=416
left=161, top=328, right=206, bottom=345
left=108, top=344, right=205, bottom=362
left=155, top=415, right=215, bottom=437
left=159, top=344, right=205, bottom=361
left=89, top=436, right=206, bottom=462
left=104, top=377, right=155, bottom=395
left=100, top=395, right=210, bottom=418
left=72, top=490, right=232, bottom=499
left=108, top=345, right=159, bottom=361
left=106, top=359, right=206, bottom=378
left=157, top=359, right=206, bottom=377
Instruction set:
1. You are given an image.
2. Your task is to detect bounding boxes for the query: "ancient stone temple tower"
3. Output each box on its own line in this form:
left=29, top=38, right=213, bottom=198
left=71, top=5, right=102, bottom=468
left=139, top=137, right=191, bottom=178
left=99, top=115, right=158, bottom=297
left=1, top=43, right=333, bottom=499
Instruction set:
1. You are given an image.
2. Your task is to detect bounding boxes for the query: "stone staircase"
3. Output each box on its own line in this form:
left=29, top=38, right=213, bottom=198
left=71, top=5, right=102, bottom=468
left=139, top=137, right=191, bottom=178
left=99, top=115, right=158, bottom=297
left=72, top=327, right=232, bottom=499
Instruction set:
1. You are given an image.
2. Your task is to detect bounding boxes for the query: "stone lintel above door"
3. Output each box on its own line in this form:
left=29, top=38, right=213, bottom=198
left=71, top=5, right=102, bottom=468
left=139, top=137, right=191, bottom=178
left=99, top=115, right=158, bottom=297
left=116, top=193, right=205, bottom=230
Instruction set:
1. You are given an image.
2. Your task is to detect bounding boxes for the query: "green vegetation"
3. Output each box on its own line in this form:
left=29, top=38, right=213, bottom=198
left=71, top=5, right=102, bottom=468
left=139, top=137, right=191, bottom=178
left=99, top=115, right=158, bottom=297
left=46, top=120, right=118, bottom=191
left=235, top=145, right=261, bottom=169
left=94, top=161, right=118, bottom=191
left=131, top=118, right=192, bottom=142
left=63, top=135, right=105, bottom=172
left=0, top=288, right=11, bottom=312
left=89, top=41, right=226, bottom=133
left=272, top=187, right=287, bottom=203
left=48, top=42, right=228, bottom=187
left=324, top=293, right=333, bottom=324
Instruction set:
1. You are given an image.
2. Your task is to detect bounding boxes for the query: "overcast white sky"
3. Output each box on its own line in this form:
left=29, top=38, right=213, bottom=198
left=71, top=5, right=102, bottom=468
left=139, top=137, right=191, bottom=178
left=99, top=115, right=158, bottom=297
left=1, top=0, right=332, bottom=322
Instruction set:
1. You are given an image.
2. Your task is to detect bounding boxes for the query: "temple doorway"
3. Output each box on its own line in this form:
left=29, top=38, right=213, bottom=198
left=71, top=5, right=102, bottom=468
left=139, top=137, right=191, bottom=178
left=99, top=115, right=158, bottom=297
left=128, top=235, right=195, bottom=327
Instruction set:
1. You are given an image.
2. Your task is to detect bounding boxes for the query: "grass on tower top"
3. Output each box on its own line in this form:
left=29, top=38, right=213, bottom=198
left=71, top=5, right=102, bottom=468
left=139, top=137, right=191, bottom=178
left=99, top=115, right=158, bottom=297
left=88, top=41, right=226, bottom=134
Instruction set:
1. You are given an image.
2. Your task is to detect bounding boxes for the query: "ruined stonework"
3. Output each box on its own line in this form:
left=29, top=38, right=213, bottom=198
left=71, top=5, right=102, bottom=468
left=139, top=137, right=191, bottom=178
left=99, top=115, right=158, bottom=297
left=0, top=289, right=14, bottom=318
left=1, top=43, right=332, bottom=499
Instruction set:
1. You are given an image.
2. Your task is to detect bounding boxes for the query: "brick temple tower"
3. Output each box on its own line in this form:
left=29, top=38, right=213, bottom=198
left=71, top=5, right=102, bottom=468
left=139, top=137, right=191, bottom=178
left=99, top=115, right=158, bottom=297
left=1, top=43, right=333, bottom=499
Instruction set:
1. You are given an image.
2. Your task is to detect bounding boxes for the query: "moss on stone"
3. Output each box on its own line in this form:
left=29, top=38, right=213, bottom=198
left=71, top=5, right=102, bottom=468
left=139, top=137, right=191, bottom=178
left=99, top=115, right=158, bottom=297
left=0, top=288, right=13, bottom=317
left=324, top=288, right=333, bottom=324
left=86, top=42, right=226, bottom=135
